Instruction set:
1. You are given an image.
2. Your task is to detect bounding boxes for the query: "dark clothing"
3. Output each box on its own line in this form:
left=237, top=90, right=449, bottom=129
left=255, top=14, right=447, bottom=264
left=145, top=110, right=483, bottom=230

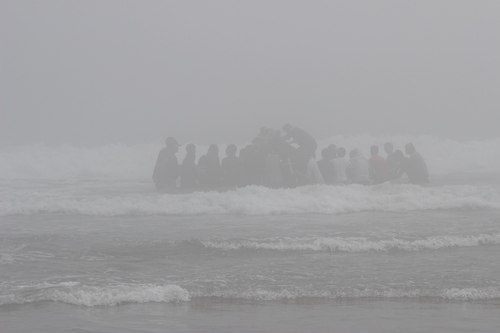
left=198, top=154, right=222, bottom=189
left=284, top=127, right=317, bottom=157
left=317, top=159, right=335, bottom=185
left=152, top=147, right=179, bottom=190
left=369, top=155, right=387, bottom=185
left=405, top=152, right=429, bottom=184
left=221, top=155, right=242, bottom=187
left=240, top=146, right=265, bottom=186
left=180, top=152, right=198, bottom=189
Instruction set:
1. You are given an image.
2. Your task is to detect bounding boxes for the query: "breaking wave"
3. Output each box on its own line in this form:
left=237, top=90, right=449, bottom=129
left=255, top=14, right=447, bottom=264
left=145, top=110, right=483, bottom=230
left=0, top=284, right=190, bottom=307
left=2, top=284, right=498, bottom=306
left=201, top=233, right=500, bottom=252
left=1, top=183, right=499, bottom=216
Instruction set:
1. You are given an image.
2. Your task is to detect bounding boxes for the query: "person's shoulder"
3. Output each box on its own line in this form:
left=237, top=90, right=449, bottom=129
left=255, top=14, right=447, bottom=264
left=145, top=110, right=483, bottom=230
left=159, top=147, right=173, bottom=158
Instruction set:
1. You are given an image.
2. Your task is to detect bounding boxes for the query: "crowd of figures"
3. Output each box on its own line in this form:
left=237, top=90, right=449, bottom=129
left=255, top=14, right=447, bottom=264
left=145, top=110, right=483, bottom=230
left=152, top=124, right=429, bottom=191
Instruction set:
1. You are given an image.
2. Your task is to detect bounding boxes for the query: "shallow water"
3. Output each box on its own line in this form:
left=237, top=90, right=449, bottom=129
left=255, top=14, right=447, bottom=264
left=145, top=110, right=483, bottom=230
left=1, top=138, right=500, bottom=332
left=1, top=205, right=499, bottom=332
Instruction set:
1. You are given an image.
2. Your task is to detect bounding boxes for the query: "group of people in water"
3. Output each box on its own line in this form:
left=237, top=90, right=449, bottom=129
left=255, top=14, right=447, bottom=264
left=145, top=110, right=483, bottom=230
left=153, top=124, right=429, bottom=191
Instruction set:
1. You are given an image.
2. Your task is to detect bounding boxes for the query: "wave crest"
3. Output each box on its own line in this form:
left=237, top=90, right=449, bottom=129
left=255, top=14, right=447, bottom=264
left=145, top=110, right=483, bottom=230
left=201, top=233, right=500, bottom=252
left=1, top=183, right=499, bottom=216
left=0, top=284, right=190, bottom=307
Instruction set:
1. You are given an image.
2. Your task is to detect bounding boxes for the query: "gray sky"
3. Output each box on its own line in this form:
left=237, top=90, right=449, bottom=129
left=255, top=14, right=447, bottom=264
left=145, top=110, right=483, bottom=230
left=1, top=0, right=499, bottom=146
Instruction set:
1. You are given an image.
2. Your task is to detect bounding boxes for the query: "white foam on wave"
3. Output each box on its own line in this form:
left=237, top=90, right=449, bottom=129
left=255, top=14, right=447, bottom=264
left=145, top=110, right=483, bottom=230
left=0, top=284, right=190, bottom=306
left=2, top=284, right=497, bottom=305
left=1, top=135, right=499, bottom=179
left=1, top=183, right=499, bottom=216
left=201, top=233, right=500, bottom=252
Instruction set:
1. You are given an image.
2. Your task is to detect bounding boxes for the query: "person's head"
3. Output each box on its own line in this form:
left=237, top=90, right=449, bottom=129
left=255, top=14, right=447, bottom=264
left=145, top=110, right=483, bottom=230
left=370, top=145, right=379, bottom=157
left=328, top=144, right=337, bottom=158
left=226, top=144, right=237, bottom=157
left=337, top=147, right=346, bottom=158
left=394, top=149, right=404, bottom=161
left=282, top=123, right=293, bottom=133
left=207, top=144, right=219, bottom=157
left=349, top=149, right=359, bottom=159
left=165, top=137, right=180, bottom=152
left=186, top=143, right=195, bottom=154
left=405, top=143, right=416, bottom=155
left=384, top=142, right=394, bottom=155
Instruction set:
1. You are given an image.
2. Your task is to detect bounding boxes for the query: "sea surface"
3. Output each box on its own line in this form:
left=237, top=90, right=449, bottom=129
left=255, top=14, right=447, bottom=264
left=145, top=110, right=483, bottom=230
left=1, top=136, right=500, bottom=332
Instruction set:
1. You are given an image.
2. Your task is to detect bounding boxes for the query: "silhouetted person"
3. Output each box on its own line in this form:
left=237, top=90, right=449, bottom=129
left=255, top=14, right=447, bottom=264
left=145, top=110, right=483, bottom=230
left=282, top=124, right=318, bottom=159
left=369, top=145, right=387, bottom=185
left=252, top=127, right=275, bottom=146
left=180, top=144, right=198, bottom=189
left=268, top=130, right=287, bottom=156
left=221, top=144, right=242, bottom=187
left=327, top=144, right=338, bottom=159
left=198, top=144, right=222, bottom=189
left=347, top=149, right=370, bottom=185
left=384, top=142, right=400, bottom=180
left=317, top=148, right=335, bottom=185
left=152, top=137, right=180, bottom=191
left=332, top=147, right=349, bottom=185
left=404, top=143, right=429, bottom=184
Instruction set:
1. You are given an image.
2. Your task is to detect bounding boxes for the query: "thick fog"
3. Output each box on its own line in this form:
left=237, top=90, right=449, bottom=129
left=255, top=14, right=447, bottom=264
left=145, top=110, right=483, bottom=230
left=1, top=1, right=499, bottom=147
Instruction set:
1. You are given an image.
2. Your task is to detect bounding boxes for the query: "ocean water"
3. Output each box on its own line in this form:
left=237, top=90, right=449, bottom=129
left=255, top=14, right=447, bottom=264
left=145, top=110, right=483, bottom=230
left=1, top=135, right=500, bottom=332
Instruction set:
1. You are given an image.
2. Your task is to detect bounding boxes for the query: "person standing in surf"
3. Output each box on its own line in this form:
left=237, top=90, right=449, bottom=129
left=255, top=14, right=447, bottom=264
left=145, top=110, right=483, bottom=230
left=369, top=145, right=388, bottom=185
left=404, top=143, right=429, bottom=184
left=198, top=144, right=222, bottom=189
left=221, top=144, right=242, bottom=188
left=384, top=142, right=399, bottom=180
left=180, top=143, right=198, bottom=190
left=317, top=147, right=335, bottom=185
left=152, top=137, right=180, bottom=191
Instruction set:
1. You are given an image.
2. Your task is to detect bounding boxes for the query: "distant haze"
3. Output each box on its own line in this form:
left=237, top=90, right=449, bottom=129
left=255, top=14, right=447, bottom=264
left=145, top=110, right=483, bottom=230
left=1, top=1, right=499, bottom=147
